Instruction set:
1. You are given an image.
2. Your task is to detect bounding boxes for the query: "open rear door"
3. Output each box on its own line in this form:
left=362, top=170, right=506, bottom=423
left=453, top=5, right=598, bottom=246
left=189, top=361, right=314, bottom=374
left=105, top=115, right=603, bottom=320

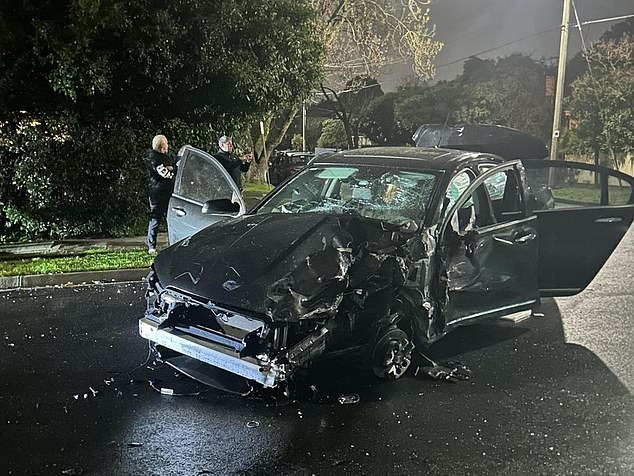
left=167, top=146, right=245, bottom=244
left=523, top=160, right=634, bottom=296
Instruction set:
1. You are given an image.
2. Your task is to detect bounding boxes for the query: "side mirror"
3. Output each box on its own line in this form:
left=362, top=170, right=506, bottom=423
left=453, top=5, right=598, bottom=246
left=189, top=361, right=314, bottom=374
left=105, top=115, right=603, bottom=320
left=202, top=199, right=240, bottom=215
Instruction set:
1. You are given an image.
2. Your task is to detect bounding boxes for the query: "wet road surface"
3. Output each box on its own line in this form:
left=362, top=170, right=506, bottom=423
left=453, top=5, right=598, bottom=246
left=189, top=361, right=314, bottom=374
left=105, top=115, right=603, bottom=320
left=1, top=282, right=633, bottom=475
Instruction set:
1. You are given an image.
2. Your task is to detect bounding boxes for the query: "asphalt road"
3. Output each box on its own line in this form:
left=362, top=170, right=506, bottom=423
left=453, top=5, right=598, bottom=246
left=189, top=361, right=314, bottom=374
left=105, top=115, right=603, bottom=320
left=1, top=276, right=633, bottom=475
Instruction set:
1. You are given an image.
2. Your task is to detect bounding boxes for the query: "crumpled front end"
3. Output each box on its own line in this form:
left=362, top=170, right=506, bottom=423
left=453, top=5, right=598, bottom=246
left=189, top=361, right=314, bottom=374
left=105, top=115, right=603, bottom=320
left=141, top=271, right=329, bottom=389
left=139, top=214, right=432, bottom=391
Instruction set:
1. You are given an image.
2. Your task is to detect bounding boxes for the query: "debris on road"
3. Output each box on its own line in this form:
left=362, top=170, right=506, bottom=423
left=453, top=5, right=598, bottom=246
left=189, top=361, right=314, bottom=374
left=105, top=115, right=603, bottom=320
left=338, top=394, right=360, bottom=405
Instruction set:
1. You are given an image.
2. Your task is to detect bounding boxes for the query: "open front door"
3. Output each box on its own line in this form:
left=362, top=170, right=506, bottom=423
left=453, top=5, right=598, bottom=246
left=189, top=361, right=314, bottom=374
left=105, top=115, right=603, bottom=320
left=167, top=146, right=246, bottom=244
left=523, top=160, right=634, bottom=296
left=440, top=161, right=539, bottom=329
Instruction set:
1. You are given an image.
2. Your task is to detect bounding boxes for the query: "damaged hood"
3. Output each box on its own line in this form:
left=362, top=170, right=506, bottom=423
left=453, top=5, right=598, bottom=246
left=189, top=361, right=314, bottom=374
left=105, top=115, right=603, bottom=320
left=153, top=213, right=418, bottom=320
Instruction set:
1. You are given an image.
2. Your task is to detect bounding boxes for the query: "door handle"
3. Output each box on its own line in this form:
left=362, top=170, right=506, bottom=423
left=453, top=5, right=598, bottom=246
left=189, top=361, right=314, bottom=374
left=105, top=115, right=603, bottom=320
left=171, top=207, right=186, bottom=217
left=514, top=232, right=536, bottom=244
left=594, top=217, right=622, bottom=224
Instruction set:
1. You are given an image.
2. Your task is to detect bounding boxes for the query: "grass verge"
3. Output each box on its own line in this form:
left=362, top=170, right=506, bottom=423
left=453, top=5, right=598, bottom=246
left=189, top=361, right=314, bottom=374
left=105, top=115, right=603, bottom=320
left=243, top=182, right=274, bottom=207
left=0, top=182, right=274, bottom=277
left=0, top=248, right=153, bottom=277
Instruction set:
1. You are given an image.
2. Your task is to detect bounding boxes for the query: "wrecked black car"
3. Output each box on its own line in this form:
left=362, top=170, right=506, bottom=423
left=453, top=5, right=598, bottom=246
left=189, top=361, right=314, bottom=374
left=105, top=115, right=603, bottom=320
left=140, top=146, right=634, bottom=394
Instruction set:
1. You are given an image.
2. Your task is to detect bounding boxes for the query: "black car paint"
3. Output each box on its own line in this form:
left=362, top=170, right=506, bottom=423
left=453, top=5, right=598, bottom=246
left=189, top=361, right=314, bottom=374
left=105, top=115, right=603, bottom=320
left=152, top=213, right=419, bottom=322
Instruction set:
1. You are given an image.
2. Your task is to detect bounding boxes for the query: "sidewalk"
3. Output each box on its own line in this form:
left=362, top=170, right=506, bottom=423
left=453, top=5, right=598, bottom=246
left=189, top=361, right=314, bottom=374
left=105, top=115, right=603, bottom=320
left=0, top=235, right=168, bottom=259
left=0, top=235, right=168, bottom=290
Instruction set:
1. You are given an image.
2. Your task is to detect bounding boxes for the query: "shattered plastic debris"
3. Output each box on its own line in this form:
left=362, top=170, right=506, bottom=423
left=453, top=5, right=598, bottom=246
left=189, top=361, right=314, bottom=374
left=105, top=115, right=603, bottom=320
left=415, top=361, right=471, bottom=383
left=222, top=280, right=241, bottom=292
left=338, top=394, right=360, bottom=405
left=246, top=420, right=260, bottom=428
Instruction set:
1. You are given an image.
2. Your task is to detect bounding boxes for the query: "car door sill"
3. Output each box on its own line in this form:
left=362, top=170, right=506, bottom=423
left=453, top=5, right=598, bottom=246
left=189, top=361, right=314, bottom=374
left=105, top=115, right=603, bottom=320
left=448, top=299, right=538, bottom=326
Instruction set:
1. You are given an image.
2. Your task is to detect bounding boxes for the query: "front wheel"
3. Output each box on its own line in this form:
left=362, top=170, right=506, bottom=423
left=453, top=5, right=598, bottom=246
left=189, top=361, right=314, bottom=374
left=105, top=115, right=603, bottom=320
left=371, top=327, right=414, bottom=379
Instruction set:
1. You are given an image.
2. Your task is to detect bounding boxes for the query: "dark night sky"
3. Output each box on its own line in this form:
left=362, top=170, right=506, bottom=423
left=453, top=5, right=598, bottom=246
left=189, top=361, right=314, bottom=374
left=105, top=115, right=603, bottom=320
left=381, top=0, right=634, bottom=88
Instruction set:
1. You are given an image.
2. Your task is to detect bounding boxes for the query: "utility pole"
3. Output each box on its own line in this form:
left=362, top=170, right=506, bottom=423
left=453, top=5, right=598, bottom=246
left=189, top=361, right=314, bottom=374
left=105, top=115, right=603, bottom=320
left=550, top=0, right=571, bottom=161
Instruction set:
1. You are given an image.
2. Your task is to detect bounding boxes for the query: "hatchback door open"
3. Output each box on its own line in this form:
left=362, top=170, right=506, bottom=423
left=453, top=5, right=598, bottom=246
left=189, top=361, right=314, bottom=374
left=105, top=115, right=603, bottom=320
left=523, top=160, right=634, bottom=296
left=167, top=146, right=246, bottom=244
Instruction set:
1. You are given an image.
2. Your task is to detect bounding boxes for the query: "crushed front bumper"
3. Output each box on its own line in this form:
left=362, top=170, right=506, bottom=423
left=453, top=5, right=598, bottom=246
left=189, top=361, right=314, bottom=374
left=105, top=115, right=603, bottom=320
left=139, top=317, right=286, bottom=387
left=139, top=317, right=329, bottom=388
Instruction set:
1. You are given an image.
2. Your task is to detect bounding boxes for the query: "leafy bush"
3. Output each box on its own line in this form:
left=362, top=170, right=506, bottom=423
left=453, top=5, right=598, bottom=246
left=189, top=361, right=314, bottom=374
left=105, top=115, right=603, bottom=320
left=1, top=111, right=147, bottom=241
left=317, top=119, right=348, bottom=149
left=0, top=110, right=258, bottom=242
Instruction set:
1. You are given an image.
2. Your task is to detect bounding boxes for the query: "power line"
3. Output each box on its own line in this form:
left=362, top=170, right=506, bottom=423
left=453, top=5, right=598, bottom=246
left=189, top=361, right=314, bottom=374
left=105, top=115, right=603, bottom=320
left=436, top=26, right=561, bottom=68
left=436, top=13, right=634, bottom=70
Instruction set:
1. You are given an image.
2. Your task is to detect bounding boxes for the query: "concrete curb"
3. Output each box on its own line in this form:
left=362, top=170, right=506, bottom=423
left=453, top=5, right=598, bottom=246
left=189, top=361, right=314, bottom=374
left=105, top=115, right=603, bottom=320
left=0, top=267, right=149, bottom=290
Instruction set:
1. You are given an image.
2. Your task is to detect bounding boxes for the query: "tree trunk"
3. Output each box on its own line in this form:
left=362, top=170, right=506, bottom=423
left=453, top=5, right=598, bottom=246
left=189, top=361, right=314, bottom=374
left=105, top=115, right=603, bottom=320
left=246, top=106, right=301, bottom=184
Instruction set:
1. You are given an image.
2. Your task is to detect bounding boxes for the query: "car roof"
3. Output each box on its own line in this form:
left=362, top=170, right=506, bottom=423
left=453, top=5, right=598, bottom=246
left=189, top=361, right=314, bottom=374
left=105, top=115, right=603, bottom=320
left=312, top=146, right=504, bottom=172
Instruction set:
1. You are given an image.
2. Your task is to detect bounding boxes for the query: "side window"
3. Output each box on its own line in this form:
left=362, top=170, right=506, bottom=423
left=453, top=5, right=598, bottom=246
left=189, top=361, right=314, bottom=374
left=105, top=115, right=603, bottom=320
left=486, top=169, right=524, bottom=222
left=178, top=153, right=235, bottom=203
left=525, top=166, right=601, bottom=210
left=483, top=171, right=507, bottom=201
left=553, top=167, right=601, bottom=206
left=442, top=171, right=473, bottom=220
left=450, top=184, right=495, bottom=233
left=608, top=175, right=633, bottom=205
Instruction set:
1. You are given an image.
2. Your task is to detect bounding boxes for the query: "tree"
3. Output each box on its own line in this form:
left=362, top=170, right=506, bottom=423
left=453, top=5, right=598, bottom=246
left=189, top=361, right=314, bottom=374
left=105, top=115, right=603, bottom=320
left=360, top=80, right=457, bottom=146
left=319, top=76, right=383, bottom=148
left=361, top=92, right=408, bottom=145
left=360, top=53, right=553, bottom=147
left=0, top=0, right=322, bottom=126
left=566, top=19, right=634, bottom=88
left=0, top=0, right=323, bottom=239
left=251, top=1, right=443, bottom=161
left=307, top=0, right=442, bottom=149
left=565, top=35, right=634, bottom=166
left=317, top=119, right=348, bottom=150
left=313, top=0, right=441, bottom=86
left=394, top=80, right=457, bottom=133
left=456, top=54, right=552, bottom=143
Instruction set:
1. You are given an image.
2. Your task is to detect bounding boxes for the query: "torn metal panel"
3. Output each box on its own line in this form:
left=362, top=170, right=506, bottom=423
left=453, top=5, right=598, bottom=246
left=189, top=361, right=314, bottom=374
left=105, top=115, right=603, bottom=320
left=154, top=214, right=419, bottom=321
left=144, top=213, right=425, bottom=389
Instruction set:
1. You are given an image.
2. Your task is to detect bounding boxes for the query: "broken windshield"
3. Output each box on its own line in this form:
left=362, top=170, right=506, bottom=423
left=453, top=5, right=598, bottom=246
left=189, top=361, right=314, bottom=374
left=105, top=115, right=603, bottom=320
left=257, top=165, right=438, bottom=225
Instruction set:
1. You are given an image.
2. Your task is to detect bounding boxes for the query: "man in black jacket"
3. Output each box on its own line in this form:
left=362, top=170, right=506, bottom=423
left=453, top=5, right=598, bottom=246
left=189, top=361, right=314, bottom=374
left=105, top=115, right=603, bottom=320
left=146, top=134, right=176, bottom=254
left=213, top=135, right=252, bottom=190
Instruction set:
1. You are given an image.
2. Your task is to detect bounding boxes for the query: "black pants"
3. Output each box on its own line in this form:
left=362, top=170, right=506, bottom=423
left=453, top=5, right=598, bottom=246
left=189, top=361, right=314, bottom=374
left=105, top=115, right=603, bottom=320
left=146, top=189, right=171, bottom=250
